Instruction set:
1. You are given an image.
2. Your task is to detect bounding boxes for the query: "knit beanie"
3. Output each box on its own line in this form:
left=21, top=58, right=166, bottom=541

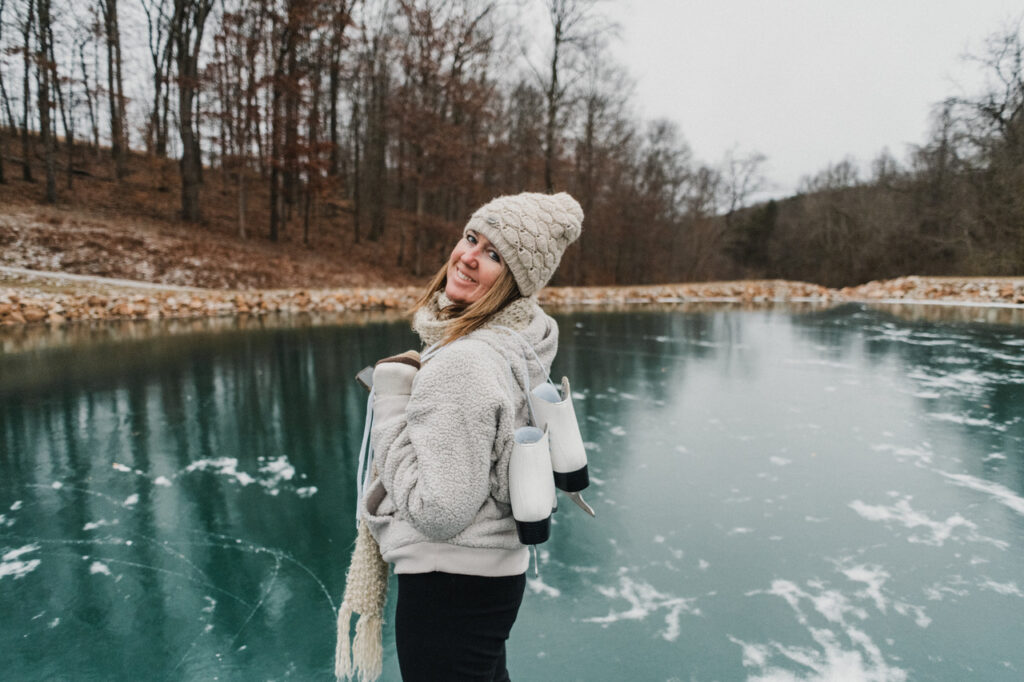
left=464, top=192, right=583, bottom=297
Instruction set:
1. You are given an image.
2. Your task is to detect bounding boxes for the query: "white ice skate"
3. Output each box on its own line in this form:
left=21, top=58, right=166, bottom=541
left=509, top=425, right=556, bottom=545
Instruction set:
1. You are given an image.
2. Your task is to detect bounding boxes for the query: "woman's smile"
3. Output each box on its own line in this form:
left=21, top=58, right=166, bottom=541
left=445, top=230, right=504, bottom=304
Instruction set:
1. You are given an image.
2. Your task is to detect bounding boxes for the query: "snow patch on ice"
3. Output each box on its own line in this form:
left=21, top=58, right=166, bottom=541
left=527, top=577, right=561, bottom=598
left=893, top=601, right=932, bottom=628
left=739, top=578, right=908, bottom=681
left=1, top=544, right=42, bottom=581
left=848, top=497, right=1000, bottom=547
left=583, top=575, right=698, bottom=642
left=83, top=519, right=119, bottom=531
left=186, top=458, right=257, bottom=486
left=841, top=564, right=890, bottom=613
left=769, top=457, right=792, bottom=467
left=609, top=426, right=627, bottom=436
left=89, top=561, right=112, bottom=576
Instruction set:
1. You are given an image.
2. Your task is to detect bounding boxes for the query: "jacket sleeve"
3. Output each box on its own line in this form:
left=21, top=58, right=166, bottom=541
left=371, top=341, right=509, bottom=541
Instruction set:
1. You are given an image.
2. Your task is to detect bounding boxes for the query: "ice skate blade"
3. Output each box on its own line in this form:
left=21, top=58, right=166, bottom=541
left=568, top=491, right=595, bottom=517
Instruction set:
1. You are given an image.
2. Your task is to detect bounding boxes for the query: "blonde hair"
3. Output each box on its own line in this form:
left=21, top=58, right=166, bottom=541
left=411, top=261, right=522, bottom=345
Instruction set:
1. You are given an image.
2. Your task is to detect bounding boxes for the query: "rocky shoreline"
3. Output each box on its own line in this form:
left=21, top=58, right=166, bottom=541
left=1, top=270, right=1022, bottom=328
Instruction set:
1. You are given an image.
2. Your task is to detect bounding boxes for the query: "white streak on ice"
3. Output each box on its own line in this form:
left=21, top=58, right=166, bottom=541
left=936, top=471, right=1024, bottom=516
left=871, top=443, right=933, bottom=465
left=928, top=413, right=1007, bottom=431
left=979, top=580, right=1023, bottom=597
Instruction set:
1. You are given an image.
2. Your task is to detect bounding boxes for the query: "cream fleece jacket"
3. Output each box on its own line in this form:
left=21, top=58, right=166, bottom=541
left=362, top=292, right=557, bottom=576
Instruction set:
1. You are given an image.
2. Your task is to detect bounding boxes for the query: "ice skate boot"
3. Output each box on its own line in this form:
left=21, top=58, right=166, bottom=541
left=531, top=377, right=589, bottom=492
left=509, top=426, right=556, bottom=544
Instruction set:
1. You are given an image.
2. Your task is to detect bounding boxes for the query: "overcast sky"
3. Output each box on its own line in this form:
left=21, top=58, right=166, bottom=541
left=602, top=0, right=1023, bottom=197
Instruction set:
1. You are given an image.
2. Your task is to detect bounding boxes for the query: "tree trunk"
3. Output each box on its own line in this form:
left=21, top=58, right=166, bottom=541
left=102, top=0, right=127, bottom=180
left=173, top=0, right=214, bottom=223
left=367, top=45, right=387, bottom=242
left=46, top=24, right=73, bottom=189
left=350, top=81, right=362, bottom=243
left=77, top=40, right=99, bottom=155
left=0, top=0, right=8, bottom=183
left=269, top=72, right=283, bottom=241
left=237, top=171, right=246, bottom=239
left=20, top=0, right=34, bottom=182
left=37, top=0, right=56, bottom=203
left=544, top=16, right=561, bottom=194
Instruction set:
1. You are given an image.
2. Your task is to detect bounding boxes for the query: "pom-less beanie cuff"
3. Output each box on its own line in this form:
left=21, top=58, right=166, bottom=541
left=463, top=192, right=584, bottom=297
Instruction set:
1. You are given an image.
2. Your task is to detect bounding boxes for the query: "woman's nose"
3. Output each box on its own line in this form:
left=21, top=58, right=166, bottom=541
left=460, top=246, right=479, bottom=266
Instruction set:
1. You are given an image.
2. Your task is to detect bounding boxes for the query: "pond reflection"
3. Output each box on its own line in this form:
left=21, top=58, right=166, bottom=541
left=2, top=303, right=1022, bottom=681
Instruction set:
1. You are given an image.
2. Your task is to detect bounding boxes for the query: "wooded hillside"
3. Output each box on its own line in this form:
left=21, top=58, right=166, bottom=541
left=1, top=1, right=1021, bottom=288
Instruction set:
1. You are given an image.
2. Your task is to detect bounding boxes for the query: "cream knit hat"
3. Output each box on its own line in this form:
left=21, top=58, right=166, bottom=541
left=464, top=192, right=583, bottom=297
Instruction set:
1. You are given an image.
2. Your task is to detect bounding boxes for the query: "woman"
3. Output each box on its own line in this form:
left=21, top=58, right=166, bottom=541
left=336, top=192, right=583, bottom=681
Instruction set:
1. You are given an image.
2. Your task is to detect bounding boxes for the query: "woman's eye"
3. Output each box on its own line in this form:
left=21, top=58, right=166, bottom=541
left=466, top=234, right=477, bottom=245
left=488, top=251, right=500, bottom=263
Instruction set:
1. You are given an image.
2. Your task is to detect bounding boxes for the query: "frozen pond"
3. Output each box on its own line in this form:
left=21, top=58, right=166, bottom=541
left=2, top=303, right=1023, bottom=680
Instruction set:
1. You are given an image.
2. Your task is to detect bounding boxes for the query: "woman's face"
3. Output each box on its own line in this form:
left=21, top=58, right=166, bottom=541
left=445, top=230, right=505, bottom=304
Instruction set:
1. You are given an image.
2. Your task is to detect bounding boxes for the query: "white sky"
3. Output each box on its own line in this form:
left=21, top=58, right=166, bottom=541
left=603, top=0, right=1024, bottom=197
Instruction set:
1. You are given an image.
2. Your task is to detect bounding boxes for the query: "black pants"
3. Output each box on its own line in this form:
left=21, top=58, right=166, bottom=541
left=395, top=571, right=526, bottom=681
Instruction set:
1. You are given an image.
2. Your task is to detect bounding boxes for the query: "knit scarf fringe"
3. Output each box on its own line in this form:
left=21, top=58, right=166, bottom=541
left=335, top=519, right=389, bottom=681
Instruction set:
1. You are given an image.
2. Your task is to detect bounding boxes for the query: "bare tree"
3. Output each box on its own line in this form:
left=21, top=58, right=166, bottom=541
left=537, top=0, right=616, bottom=193
left=140, top=0, right=174, bottom=156
left=98, top=0, right=126, bottom=179
left=170, top=0, right=215, bottom=222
